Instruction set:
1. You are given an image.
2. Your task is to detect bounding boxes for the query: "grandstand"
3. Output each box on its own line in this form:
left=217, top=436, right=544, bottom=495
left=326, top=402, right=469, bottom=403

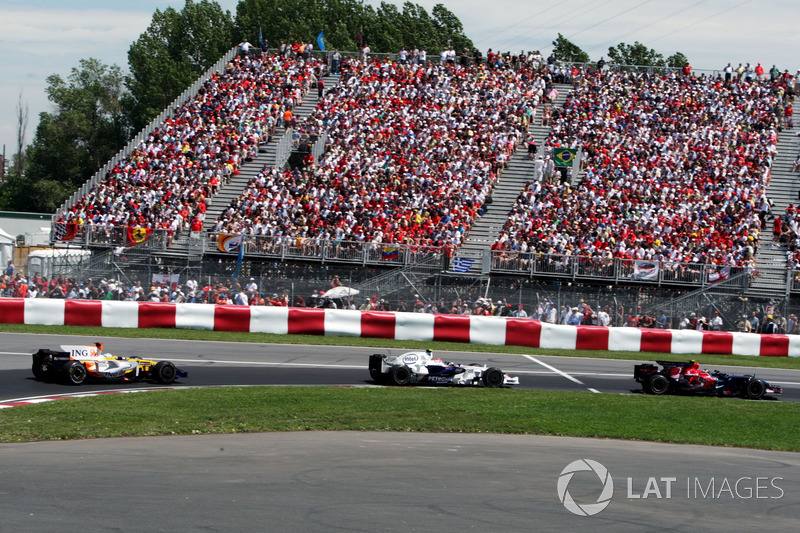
left=36, top=46, right=800, bottom=330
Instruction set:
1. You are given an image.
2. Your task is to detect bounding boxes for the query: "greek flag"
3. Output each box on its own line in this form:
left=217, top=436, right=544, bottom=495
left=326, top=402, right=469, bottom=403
left=453, top=257, right=475, bottom=273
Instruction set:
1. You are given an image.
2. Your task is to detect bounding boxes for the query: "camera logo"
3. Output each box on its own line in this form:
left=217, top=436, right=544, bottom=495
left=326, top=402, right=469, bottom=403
left=557, top=459, right=614, bottom=516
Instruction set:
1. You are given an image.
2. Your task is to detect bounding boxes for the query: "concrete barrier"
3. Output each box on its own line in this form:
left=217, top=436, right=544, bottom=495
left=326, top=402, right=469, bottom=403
left=2, top=299, right=795, bottom=357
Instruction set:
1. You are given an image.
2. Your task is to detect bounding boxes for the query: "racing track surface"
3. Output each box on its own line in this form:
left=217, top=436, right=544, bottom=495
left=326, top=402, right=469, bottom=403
left=1, top=332, right=800, bottom=403
left=2, top=332, right=800, bottom=531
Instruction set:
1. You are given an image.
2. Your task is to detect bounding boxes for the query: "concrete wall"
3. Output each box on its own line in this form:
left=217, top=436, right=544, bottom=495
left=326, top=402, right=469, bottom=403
left=2, top=299, right=797, bottom=357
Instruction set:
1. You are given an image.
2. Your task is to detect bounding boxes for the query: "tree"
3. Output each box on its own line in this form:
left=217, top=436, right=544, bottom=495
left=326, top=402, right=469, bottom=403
left=551, top=34, right=589, bottom=64
left=666, top=52, right=689, bottom=69
left=3, top=59, right=131, bottom=212
left=234, top=0, right=471, bottom=55
left=14, top=93, right=28, bottom=176
left=0, top=94, right=29, bottom=205
left=607, top=41, right=665, bottom=67
left=126, top=0, right=235, bottom=131
left=431, top=4, right=473, bottom=53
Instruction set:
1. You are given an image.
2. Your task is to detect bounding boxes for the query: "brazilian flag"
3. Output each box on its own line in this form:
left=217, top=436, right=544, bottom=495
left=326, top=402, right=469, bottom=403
left=553, top=147, right=578, bottom=167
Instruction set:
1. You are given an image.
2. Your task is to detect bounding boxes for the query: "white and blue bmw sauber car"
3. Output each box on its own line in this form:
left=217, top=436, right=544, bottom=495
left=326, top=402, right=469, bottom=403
left=369, top=350, right=519, bottom=388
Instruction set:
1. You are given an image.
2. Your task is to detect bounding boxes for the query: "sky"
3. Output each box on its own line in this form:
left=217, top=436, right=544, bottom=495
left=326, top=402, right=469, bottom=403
left=1, top=0, right=799, bottom=162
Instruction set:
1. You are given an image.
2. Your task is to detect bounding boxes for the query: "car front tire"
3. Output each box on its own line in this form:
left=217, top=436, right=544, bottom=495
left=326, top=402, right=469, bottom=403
left=154, top=361, right=178, bottom=384
left=746, top=379, right=765, bottom=400
left=482, top=367, right=504, bottom=388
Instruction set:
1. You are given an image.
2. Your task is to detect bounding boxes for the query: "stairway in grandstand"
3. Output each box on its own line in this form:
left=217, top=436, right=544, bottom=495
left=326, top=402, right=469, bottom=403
left=453, top=83, right=572, bottom=274
left=354, top=255, right=444, bottom=303
left=638, top=270, right=751, bottom=329
left=160, top=75, right=337, bottom=255
left=747, top=104, right=800, bottom=299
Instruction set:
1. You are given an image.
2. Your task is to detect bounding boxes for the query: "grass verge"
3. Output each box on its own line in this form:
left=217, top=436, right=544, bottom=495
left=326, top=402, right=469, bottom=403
left=1, top=387, right=798, bottom=451
left=2, top=323, right=800, bottom=370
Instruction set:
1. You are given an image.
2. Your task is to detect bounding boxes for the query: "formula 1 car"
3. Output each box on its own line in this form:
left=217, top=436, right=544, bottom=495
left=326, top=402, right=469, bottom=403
left=369, top=350, right=519, bottom=387
left=32, top=343, right=187, bottom=386
left=634, top=360, right=781, bottom=400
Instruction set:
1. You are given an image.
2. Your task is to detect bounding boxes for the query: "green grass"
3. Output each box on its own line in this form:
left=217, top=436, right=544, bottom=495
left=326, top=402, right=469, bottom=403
left=2, top=323, right=798, bottom=450
left=2, top=323, right=800, bottom=370
left=1, top=387, right=798, bottom=450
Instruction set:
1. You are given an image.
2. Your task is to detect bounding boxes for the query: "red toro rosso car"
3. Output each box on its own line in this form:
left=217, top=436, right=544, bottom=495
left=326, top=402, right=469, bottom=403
left=634, top=360, right=781, bottom=400
left=32, top=343, right=187, bottom=385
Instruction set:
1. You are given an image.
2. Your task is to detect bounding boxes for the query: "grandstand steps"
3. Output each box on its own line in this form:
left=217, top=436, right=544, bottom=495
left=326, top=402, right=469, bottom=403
left=748, top=105, right=800, bottom=298
left=199, top=81, right=331, bottom=234
left=639, top=271, right=751, bottom=329
left=354, top=255, right=443, bottom=303
left=452, top=84, right=571, bottom=275
left=748, top=241, right=790, bottom=299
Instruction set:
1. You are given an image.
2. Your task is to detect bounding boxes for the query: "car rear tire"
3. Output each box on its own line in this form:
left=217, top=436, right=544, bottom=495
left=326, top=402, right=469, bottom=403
left=390, top=365, right=413, bottom=386
left=63, top=361, right=87, bottom=385
left=154, top=361, right=177, bottom=384
left=746, top=379, right=765, bottom=400
left=645, top=373, right=669, bottom=395
left=482, top=367, right=505, bottom=388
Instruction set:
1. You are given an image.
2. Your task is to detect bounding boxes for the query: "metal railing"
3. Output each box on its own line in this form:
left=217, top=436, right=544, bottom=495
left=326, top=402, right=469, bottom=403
left=66, top=224, right=778, bottom=288
left=489, top=249, right=761, bottom=288
left=274, top=127, right=296, bottom=168
left=53, top=45, right=241, bottom=222
left=40, top=223, right=800, bottom=317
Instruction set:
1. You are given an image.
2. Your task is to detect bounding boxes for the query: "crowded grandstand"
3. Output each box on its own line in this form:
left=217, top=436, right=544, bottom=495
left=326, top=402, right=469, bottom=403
left=11, top=42, right=797, bottom=330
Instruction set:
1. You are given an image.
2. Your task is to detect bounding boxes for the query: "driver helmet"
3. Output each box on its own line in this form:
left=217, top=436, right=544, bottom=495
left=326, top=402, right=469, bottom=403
left=425, top=349, right=433, bottom=356
left=95, top=342, right=104, bottom=352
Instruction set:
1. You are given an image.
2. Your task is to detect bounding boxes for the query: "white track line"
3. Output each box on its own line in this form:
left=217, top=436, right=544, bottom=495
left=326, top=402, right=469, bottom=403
left=519, top=354, right=600, bottom=393
left=168, top=358, right=364, bottom=369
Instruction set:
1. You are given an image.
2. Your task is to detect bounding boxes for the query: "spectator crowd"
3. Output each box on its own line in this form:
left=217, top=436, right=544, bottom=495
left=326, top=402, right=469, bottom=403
left=492, top=67, right=792, bottom=270
left=212, top=55, right=545, bottom=248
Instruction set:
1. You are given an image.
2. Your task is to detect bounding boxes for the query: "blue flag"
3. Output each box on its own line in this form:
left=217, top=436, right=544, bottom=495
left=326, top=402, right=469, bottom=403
left=317, top=31, right=325, bottom=52
left=258, top=26, right=264, bottom=49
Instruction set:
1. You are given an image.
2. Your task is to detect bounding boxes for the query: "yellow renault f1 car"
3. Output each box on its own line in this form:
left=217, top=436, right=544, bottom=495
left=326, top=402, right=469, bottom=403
left=32, top=343, right=187, bottom=385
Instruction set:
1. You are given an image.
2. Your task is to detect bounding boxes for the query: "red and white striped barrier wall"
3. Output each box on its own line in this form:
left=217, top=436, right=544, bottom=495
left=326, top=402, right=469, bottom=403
left=1, top=299, right=797, bottom=357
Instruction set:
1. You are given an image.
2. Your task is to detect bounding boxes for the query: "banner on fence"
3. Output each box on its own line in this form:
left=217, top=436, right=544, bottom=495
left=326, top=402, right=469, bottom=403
left=631, top=261, right=659, bottom=281
left=709, top=266, right=731, bottom=283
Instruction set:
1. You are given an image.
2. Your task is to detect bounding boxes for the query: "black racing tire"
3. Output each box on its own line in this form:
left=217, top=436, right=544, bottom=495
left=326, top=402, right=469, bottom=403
left=153, top=361, right=177, bottom=384
left=482, top=367, right=505, bottom=388
left=63, top=361, right=88, bottom=385
left=645, top=373, right=670, bottom=395
left=32, top=361, right=52, bottom=381
left=746, top=379, right=766, bottom=400
left=390, top=365, right=413, bottom=386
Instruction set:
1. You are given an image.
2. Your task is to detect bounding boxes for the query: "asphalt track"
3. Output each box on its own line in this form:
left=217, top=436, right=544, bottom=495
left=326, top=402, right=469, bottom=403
left=1, top=332, right=799, bottom=531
